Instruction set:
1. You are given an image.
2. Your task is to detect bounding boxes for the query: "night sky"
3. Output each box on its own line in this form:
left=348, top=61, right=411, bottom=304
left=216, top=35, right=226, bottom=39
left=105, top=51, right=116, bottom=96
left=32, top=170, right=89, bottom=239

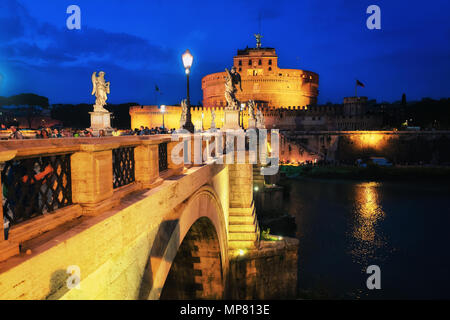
left=0, top=0, right=449, bottom=105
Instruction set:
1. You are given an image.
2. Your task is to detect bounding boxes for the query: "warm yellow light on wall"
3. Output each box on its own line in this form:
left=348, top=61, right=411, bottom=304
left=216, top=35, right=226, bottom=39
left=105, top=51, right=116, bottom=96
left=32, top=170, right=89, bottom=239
left=362, top=133, right=383, bottom=146
left=353, top=132, right=386, bottom=149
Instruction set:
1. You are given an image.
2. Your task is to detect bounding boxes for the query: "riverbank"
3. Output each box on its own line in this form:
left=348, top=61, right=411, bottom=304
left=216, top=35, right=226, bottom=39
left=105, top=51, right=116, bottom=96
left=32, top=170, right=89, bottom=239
left=280, top=165, right=450, bottom=181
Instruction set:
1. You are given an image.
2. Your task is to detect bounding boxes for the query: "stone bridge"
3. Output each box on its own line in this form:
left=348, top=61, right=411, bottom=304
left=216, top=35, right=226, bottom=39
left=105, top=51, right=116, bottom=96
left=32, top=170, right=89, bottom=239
left=0, top=135, right=297, bottom=300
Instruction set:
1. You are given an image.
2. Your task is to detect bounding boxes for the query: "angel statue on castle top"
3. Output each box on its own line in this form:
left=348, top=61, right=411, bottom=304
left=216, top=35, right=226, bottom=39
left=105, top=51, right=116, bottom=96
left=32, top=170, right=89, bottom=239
left=91, top=71, right=110, bottom=112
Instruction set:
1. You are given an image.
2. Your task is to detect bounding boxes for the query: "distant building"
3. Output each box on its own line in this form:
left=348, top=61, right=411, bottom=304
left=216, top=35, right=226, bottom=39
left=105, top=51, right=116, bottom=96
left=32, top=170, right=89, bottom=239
left=0, top=106, right=62, bottom=128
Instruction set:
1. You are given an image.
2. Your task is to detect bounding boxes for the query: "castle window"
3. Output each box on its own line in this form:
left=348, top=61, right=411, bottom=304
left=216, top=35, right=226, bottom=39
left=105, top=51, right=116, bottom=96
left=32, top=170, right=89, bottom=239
left=258, top=59, right=262, bottom=65
left=268, top=59, right=272, bottom=65
left=248, top=59, right=252, bottom=66
left=238, top=60, right=242, bottom=66
left=239, top=67, right=242, bottom=72
left=268, top=67, right=272, bottom=71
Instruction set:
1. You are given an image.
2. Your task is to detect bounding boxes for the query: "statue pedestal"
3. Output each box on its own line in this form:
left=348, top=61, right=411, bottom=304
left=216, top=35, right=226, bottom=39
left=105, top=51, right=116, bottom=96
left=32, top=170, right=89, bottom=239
left=248, top=118, right=257, bottom=129
left=89, top=111, right=113, bottom=136
left=222, top=109, right=240, bottom=130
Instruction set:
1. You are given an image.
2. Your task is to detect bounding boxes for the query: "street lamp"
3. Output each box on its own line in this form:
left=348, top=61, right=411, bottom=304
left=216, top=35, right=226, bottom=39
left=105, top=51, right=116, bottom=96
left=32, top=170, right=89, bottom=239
left=182, top=49, right=195, bottom=133
left=240, top=103, right=245, bottom=129
left=160, top=105, right=166, bottom=130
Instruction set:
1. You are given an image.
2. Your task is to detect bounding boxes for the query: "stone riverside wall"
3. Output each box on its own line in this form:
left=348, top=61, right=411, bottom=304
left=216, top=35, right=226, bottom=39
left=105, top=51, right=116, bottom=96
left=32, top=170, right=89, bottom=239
left=336, top=132, right=450, bottom=163
left=227, top=238, right=299, bottom=299
left=281, top=131, right=450, bottom=163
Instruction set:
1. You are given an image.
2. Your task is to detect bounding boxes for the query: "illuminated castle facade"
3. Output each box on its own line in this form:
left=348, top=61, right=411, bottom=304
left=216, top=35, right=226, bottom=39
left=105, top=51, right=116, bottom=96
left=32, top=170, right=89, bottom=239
left=202, top=46, right=319, bottom=109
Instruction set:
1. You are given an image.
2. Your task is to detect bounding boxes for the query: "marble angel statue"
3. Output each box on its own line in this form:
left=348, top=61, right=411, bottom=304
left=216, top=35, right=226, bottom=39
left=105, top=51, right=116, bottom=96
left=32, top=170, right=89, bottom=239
left=180, top=99, right=187, bottom=128
left=248, top=100, right=256, bottom=121
left=224, top=66, right=242, bottom=110
left=91, top=71, right=110, bottom=112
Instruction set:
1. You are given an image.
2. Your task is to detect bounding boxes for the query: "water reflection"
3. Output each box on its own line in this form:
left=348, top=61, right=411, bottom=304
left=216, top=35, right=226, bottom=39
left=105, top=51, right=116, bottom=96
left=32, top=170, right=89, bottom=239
left=349, top=182, right=388, bottom=267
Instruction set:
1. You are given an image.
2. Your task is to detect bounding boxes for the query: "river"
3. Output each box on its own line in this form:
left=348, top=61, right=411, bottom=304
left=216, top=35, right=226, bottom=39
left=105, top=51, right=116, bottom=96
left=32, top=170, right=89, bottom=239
left=282, top=178, right=450, bottom=299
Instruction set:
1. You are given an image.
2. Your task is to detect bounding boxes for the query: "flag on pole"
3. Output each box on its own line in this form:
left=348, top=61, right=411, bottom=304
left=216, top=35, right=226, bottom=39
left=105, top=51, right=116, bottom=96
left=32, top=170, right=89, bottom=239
left=356, top=80, right=365, bottom=87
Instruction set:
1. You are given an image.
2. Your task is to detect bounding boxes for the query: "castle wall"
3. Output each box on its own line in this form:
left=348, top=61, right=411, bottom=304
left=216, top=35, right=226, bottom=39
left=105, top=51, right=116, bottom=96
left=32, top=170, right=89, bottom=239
left=202, top=72, right=318, bottom=109
left=130, top=105, right=229, bottom=131
left=129, top=105, right=381, bottom=132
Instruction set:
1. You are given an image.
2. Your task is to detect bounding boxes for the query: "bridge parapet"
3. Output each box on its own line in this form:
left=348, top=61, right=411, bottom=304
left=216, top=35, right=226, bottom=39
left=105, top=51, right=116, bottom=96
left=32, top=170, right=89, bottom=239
left=0, top=131, right=265, bottom=260
left=0, top=136, right=189, bottom=262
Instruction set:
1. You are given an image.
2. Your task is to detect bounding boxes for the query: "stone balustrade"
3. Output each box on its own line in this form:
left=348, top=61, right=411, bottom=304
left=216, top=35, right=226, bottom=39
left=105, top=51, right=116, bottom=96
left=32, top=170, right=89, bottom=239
left=0, top=130, right=266, bottom=263
left=0, top=135, right=195, bottom=262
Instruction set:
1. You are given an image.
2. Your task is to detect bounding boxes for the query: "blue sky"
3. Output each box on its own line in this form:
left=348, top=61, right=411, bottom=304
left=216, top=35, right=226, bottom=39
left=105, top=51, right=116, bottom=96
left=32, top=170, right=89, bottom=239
left=0, top=0, right=449, bottom=105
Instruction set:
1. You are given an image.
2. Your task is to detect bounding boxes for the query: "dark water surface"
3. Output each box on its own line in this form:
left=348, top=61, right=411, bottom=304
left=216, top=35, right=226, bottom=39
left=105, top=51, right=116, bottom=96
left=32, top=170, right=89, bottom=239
left=284, top=178, right=450, bottom=299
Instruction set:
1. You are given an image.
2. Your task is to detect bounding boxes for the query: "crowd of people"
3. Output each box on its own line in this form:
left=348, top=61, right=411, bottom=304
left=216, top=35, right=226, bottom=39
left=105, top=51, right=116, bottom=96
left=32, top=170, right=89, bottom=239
left=120, top=126, right=176, bottom=136
left=2, top=125, right=176, bottom=140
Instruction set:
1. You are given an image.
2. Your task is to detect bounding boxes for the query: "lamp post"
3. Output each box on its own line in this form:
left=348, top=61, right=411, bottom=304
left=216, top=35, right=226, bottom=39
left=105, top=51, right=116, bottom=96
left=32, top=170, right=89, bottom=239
left=161, top=105, right=165, bottom=131
left=182, top=49, right=195, bottom=133
left=240, top=103, right=245, bottom=129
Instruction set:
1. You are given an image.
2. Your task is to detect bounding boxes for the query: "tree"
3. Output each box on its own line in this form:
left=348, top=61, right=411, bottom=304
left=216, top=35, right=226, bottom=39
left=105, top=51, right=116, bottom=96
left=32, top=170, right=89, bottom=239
left=0, top=93, right=50, bottom=128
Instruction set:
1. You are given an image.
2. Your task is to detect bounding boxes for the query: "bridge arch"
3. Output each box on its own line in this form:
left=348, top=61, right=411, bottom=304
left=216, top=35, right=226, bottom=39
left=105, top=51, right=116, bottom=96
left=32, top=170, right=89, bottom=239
left=139, top=185, right=228, bottom=300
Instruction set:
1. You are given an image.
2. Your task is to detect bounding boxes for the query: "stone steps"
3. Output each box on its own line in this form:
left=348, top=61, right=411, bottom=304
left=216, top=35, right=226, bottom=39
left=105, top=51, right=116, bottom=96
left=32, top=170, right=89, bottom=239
left=229, top=215, right=256, bottom=225
left=229, top=207, right=254, bottom=216
left=228, top=240, right=257, bottom=250
left=228, top=201, right=259, bottom=249
left=253, top=164, right=265, bottom=187
left=229, top=224, right=257, bottom=233
left=228, top=232, right=258, bottom=241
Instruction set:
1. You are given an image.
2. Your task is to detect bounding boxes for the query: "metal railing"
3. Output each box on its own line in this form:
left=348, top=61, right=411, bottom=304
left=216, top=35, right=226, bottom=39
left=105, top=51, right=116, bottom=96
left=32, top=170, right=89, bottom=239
left=2, top=154, right=73, bottom=226
left=158, top=142, right=168, bottom=172
left=112, top=147, right=135, bottom=188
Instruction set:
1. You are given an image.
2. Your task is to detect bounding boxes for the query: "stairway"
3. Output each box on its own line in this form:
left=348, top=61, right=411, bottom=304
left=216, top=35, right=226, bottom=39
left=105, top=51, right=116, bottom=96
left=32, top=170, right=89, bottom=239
left=228, top=201, right=260, bottom=250
left=252, top=164, right=265, bottom=187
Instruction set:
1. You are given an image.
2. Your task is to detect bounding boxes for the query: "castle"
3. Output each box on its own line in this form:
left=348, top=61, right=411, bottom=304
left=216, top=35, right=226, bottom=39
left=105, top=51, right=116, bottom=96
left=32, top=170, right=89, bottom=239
left=129, top=36, right=380, bottom=131
left=202, top=44, right=318, bottom=109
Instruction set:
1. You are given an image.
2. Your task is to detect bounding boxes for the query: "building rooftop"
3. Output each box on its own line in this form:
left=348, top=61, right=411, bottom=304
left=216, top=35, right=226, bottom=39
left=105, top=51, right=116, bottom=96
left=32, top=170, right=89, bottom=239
left=236, top=47, right=276, bottom=56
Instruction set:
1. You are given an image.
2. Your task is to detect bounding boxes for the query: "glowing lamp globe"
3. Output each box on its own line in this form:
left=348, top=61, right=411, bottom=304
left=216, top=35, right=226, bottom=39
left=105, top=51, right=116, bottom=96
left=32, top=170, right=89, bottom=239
left=182, top=49, right=193, bottom=70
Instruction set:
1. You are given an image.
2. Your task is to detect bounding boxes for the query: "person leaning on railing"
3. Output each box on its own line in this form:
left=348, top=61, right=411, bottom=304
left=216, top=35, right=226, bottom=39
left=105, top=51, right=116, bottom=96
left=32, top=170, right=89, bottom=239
left=8, top=126, right=23, bottom=140
left=2, top=159, right=54, bottom=239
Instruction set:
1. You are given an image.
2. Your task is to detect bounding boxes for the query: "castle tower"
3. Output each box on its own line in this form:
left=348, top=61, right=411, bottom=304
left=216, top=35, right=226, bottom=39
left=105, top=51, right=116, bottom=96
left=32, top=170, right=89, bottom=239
left=343, top=96, right=368, bottom=116
left=202, top=35, right=319, bottom=109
